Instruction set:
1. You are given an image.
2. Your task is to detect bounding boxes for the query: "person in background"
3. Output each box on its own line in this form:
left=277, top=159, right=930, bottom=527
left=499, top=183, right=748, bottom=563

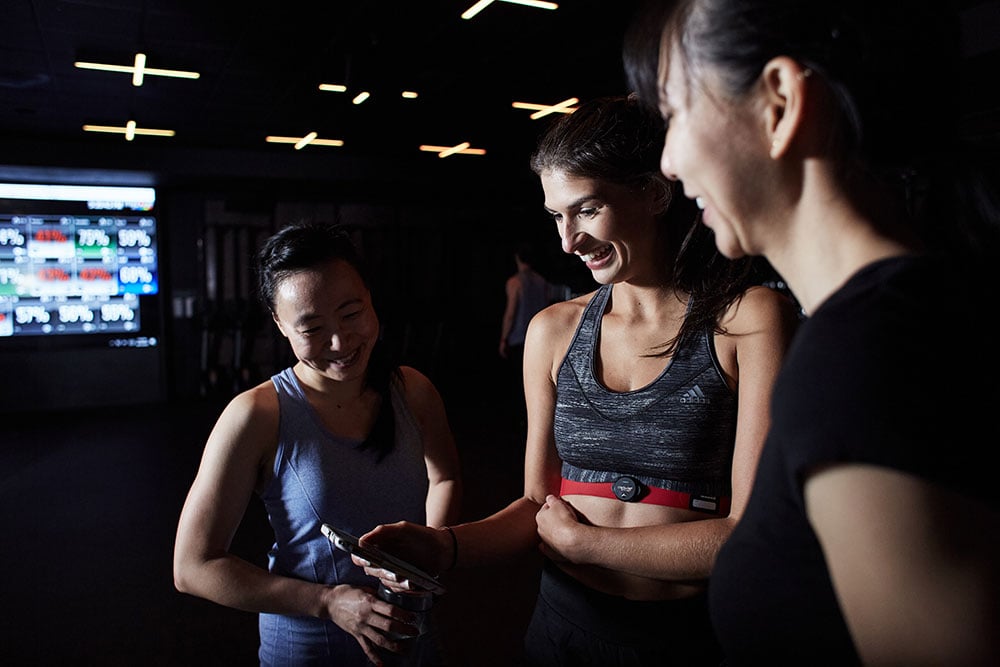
left=499, top=241, right=554, bottom=427
left=173, top=221, right=462, bottom=666
left=623, top=0, right=1000, bottom=664
left=357, top=95, right=798, bottom=666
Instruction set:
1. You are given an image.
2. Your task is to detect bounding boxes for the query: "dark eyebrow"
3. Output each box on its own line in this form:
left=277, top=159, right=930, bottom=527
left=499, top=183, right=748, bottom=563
left=543, top=193, right=600, bottom=215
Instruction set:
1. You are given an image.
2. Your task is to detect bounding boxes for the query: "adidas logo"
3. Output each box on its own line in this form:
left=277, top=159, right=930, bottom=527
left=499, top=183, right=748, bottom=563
left=680, top=385, right=710, bottom=405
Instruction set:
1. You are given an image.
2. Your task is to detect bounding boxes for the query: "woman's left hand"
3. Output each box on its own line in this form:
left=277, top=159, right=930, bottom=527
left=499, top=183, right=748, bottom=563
left=535, top=494, right=583, bottom=563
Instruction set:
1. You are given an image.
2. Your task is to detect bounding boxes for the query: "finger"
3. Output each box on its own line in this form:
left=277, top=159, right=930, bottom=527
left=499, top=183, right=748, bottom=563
left=358, top=637, right=384, bottom=667
left=363, top=565, right=396, bottom=580
left=376, top=579, right=413, bottom=593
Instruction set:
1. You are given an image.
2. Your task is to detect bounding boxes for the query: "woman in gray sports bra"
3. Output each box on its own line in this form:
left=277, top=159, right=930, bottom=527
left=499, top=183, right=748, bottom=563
left=358, top=95, right=798, bottom=666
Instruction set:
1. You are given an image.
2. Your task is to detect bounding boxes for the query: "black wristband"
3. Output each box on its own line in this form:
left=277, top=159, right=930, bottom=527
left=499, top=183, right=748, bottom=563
left=443, top=526, right=458, bottom=571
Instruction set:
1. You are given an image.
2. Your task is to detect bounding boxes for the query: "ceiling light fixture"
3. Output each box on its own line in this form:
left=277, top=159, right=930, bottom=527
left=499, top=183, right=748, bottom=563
left=318, top=83, right=347, bottom=92
left=82, top=120, right=175, bottom=140
left=512, top=97, right=579, bottom=119
left=294, top=132, right=318, bottom=150
left=265, top=134, right=344, bottom=148
left=74, top=53, right=200, bottom=87
left=462, top=0, right=558, bottom=20
left=438, top=142, right=471, bottom=158
left=419, top=143, right=486, bottom=157
left=401, top=91, right=419, bottom=99
left=352, top=91, right=371, bottom=105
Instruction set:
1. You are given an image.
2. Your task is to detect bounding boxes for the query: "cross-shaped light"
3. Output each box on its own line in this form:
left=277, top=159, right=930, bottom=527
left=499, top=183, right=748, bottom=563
left=82, top=120, right=175, bottom=141
left=419, top=143, right=486, bottom=157
left=462, top=0, right=558, bottom=20
left=74, top=53, right=200, bottom=87
left=512, top=97, right=579, bottom=119
left=265, top=133, right=344, bottom=149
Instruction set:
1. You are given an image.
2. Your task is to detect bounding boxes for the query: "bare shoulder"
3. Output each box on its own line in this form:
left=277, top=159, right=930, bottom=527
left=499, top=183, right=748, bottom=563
left=227, top=379, right=280, bottom=418
left=721, top=284, right=799, bottom=336
left=396, top=365, right=445, bottom=411
left=199, top=379, right=281, bottom=479
left=211, top=380, right=280, bottom=445
left=527, top=290, right=592, bottom=340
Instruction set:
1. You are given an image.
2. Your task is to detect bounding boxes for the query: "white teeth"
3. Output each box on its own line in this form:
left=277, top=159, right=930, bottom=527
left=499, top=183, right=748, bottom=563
left=579, top=245, right=611, bottom=263
left=331, top=348, right=360, bottom=366
left=695, top=197, right=705, bottom=210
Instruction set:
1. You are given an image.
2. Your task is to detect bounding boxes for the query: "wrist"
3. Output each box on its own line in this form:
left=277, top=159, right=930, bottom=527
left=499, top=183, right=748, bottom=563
left=440, top=526, right=458, bottom=572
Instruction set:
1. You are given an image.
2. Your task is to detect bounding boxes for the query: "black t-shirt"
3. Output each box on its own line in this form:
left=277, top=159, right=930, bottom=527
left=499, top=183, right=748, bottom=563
left=709, top=255, right=998, bottom=664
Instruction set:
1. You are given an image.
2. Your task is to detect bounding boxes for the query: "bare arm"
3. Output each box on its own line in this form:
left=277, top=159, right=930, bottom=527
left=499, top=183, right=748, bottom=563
left=173, top=383, right=415, bottom=662
left=535, top=286, right=798, bottom=580
left=806, top=465, right=1000, bottom=666
left=399, top=366, right=462, bottom=528
left=363, top=301, right=573, bottom=575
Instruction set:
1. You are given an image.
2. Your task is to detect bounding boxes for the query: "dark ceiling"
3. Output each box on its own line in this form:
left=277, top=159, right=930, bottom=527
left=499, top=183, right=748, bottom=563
left=1, top=0, right=999, bottom=189
left=0, top=0, right=642, bottom=184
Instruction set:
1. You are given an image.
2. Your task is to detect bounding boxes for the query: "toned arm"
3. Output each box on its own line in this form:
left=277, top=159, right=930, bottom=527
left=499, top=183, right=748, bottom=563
left=399, top=366, right=462, bottom=528
left=806, top=464, right=1000, bottom=666
left=172, top=383, right=332, bottom=617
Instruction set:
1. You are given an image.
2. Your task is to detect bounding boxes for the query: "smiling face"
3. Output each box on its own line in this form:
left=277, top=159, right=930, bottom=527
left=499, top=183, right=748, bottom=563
left=271, top=258, right=379, bottom=384
left=657, top=44, right=777, bottom=259
left=541, top=169, right=664, bottom=285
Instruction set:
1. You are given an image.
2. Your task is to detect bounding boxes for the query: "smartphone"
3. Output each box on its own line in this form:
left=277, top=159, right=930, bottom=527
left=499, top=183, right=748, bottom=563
left=320, top=523, right=446, bottom=595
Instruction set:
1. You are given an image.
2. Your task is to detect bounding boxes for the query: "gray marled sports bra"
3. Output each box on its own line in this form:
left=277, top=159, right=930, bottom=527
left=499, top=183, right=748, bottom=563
left=554, top=284, right=737, bottom=510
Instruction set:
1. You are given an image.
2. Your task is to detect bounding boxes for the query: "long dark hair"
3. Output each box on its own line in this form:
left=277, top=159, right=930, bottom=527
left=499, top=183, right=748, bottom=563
left=530, top=94, right=780, bottom=355
left=256, top=220, right=401, bottom=461
left=623, top=0, right=1000, bottom=262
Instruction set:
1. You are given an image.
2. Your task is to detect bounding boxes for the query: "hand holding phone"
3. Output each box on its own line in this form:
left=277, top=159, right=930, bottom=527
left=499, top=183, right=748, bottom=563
left=321, top=523, right=446, bottom=595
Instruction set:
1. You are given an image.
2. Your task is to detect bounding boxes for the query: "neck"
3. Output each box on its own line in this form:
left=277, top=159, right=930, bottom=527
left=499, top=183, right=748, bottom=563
left=770, top=213, right=913, bottom=315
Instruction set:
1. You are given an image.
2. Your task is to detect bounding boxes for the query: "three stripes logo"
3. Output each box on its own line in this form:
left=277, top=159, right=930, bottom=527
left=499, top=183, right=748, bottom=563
left=679, top=385, right=710, bottom=405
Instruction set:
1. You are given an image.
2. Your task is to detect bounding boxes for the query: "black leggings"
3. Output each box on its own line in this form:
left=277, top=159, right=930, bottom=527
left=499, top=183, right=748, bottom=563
left=523, top=560, right=723, bottom=667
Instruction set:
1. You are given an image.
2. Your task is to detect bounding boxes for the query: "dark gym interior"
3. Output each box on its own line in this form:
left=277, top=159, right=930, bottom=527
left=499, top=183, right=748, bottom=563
left=2, top=1, right=999, bottom=664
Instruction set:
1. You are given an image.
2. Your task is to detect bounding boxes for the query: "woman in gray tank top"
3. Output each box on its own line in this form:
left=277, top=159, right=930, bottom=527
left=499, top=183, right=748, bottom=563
left=356, top=95, right=798, bottom=666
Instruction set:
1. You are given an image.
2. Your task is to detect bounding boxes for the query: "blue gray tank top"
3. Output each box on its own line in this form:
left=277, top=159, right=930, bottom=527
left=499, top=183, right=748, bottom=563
left=554, top=284, right=737, bottom=497
left=260, top=367, right=428, bottom=587
left=257, top=370, right=437, bottom=667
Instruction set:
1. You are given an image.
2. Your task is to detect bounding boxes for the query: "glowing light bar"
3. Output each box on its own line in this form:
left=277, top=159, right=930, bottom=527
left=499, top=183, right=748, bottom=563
left=266, top=135, right=344, bottom=148
left=74, top=53, right=200, bottom=87
left=438, top=142, right=470, bottom=158
left=503, top=0, right=558, bottom=9
left=462, top=0, right=557, bottom=19
left=419, top=144, right=486, bottom=157
left=132, top=53, right=146, bottom=86
left=352, top=91, right=370, bottom=105
left=401, top=91, right=419, bottom=99
left=462, top=0, right=494, bottom=18
left=294, top=131, right=318, bottom=150
left=82, top=122, right=175, bottom=139
left=512, top=97, right=579, bottom=119
left=319, top=83, right=347, bottom=92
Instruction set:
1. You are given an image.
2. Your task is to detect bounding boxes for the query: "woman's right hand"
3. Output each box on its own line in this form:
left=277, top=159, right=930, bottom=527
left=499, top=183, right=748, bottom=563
left=325, top=584, right=419, bottom=665
left=358, top=522, right=452, bottom=586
